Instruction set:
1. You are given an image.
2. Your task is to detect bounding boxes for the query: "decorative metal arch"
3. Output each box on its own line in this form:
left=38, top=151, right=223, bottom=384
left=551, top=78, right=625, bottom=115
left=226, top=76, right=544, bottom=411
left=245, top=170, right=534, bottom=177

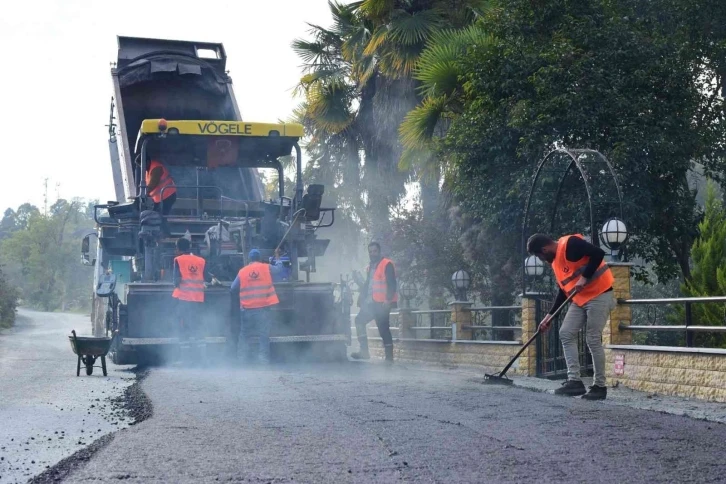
left=521, top=147, right=624, bottom=294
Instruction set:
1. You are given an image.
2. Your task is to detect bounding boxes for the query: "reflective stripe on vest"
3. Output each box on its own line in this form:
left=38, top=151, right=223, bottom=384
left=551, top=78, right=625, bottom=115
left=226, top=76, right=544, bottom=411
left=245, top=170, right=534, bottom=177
left=146, top=160, right=176, bottom=204
left=238, top=262, right=279, bottom=309
left=172, top=254, right=206, bottom=302
left=370, top=258, right=398, bottom=303
left=552, top=234, right=614, bottom=306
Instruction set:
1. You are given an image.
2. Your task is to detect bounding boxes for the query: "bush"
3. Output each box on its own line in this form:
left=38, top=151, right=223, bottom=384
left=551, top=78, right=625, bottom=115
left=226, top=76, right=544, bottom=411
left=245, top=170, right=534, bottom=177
left=0, top=267, right=18, bottom=329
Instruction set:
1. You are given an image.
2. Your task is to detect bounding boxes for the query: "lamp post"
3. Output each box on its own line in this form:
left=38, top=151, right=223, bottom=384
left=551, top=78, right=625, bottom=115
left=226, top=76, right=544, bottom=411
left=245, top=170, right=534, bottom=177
left=399, top=282, right=418, bottom=309
left=524, top=255, right=544, bottom=294
left=601, top=217, right=628, bottom=261
left=451, top=270, right=471, bottom=302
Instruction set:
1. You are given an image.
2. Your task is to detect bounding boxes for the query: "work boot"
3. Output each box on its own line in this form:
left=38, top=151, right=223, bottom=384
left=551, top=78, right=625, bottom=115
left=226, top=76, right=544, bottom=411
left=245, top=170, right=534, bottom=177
left=384, top=344, right=393, bottom=364
left=350, top=338, right=370, bottom=360
left=554, top=379, right=587, bottom=396
left=581, top=385, right=607, bottom=400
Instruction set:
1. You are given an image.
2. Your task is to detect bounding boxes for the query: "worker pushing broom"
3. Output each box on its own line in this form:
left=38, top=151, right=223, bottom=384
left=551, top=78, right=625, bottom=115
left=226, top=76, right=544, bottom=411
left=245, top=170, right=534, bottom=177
left=486, top=232, right=616, bottom=401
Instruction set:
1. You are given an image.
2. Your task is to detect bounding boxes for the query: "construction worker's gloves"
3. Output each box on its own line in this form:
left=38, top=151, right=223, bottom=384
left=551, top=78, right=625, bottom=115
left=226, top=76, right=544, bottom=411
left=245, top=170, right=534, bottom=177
left=211, top=277, right=222, bottom=286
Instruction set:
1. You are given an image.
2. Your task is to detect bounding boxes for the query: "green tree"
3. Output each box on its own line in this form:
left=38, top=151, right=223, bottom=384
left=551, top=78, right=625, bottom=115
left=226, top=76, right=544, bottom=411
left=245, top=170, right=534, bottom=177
left=439, top=0, right=726, bottom=309
left=0, top=199, right=95, bottom=312
left=679, top=181, right=726, bottom=347
left=0, top=267, right=18, bottom=328
left=294, top=0, right=489, bottom=241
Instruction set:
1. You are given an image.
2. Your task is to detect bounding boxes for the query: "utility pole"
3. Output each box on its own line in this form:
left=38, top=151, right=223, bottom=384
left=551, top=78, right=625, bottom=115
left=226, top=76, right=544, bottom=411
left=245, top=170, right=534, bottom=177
left=43, top=178, right=48, bottom=216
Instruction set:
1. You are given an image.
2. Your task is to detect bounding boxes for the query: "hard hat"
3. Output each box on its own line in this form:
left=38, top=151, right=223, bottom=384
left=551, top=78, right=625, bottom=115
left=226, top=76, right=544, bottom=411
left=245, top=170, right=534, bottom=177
left=248, top=249, right=261, bottom=261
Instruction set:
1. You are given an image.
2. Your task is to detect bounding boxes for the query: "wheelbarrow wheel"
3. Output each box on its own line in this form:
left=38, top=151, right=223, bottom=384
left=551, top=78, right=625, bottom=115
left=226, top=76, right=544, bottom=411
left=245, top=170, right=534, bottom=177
left=84, top=355, right=95, bottom=376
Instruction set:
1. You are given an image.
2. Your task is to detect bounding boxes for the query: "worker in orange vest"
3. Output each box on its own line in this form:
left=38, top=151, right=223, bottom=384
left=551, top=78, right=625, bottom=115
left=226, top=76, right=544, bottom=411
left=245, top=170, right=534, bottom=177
left=230, top=249, right=285, bottom=364
left=172, top=237, right=214, bottom=341
left=351, top=242, right=398, bottom=363
left=527, top=233, right=616, bottom=401
left=146, top=159, right=177, bottom=215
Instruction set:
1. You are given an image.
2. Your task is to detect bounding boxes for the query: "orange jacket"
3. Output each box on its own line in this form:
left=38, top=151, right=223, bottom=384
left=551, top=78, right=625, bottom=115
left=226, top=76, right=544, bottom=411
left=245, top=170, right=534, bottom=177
left=237, top=262, right=280, bottom=309
left=172, top=254, right=206, bottom=303
left=370, top=258, right=398, bottom=304
left=146, top=160, right=176, bottom=204
left=553, top=234, right=614, bottom=306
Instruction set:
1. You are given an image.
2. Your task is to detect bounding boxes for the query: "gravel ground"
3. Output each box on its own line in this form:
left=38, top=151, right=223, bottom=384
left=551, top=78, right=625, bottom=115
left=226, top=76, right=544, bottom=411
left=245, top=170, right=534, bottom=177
left=28, top=368, right=153, bottom=484
left=0, top=310, right=136, bottom=484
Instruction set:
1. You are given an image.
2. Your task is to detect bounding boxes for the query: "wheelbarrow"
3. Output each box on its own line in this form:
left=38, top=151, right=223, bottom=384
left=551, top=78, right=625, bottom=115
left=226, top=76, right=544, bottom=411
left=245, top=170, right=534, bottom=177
left=68, top=330, right=113, bottom=376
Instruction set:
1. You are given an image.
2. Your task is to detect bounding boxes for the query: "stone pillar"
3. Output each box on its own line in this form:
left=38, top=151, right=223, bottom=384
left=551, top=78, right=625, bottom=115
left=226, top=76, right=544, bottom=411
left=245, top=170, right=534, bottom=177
left=604, top=262, right=633, bottom=346
left=398, top=308, right=416, bottom=339
left=519, top=295, right=539, bottom=376
left=448, top=301, right=473, bottom=341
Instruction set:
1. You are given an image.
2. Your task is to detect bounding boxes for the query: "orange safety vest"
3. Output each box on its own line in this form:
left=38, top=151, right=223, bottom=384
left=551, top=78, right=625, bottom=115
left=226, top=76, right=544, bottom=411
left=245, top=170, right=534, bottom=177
left=238, top=262, right=279, bottom=309
left=172, top=254, right=206, bottom=303
left=553, top=234, right=614, bottom=306
left=146, top=160, right=176, bottom=204
left=370, top=258, right=398, bottom=304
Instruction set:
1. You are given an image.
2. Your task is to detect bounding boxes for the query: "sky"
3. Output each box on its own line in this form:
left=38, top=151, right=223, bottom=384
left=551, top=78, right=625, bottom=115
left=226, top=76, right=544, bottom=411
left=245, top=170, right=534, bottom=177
left=0, top=0, right=333, bottom=213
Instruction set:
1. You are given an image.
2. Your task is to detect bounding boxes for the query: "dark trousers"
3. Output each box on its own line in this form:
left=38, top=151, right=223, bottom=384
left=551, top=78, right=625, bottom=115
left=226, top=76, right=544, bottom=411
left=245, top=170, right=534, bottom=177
left=154, top=193, right=176, bottom=235
left=355, top=302, right=393, bottom=349
left=175, top=299, right=202, bottom=339
left=239, top=307, right=274, bottom=364
left=153, top=192, right=177, bottom=215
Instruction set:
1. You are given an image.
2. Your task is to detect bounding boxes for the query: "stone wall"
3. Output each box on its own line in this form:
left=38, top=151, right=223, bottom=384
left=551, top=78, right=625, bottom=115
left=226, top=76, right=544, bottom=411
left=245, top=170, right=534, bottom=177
left=368, top=338, right=527, bottom=374
left=606, top=346, right=726, bottom=403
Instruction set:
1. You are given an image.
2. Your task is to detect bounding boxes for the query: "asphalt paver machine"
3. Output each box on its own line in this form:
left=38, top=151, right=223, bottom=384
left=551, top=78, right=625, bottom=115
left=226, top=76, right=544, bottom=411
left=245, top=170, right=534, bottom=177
left=81, top=36, right=352, bottom=365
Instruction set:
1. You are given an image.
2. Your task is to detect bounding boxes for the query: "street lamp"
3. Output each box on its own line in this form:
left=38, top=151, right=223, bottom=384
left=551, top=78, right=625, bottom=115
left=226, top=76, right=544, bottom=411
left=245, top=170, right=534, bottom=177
left=524, top=254, right=545, bottom=295
left=451, top=270, right=470, bottom=301
left=399, top=282, right=418, bottom=308
left=601, top=217, right=628, bottom=261
left=524, top=255, right=544, bottom=277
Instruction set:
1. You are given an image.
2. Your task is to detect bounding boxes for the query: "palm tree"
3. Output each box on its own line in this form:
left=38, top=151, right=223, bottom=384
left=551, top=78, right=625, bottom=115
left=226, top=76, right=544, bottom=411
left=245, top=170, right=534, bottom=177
left=398, top=23, right=495, bottom=187
left=354, top=0, right=494, bottom=219
left=292, top=1, right=408, bottom=244
left=292, top=1, right=493, bottom=243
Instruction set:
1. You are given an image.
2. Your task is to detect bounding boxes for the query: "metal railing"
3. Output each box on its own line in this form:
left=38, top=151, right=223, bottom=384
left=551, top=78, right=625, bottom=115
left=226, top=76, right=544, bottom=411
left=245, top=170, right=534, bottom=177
left=466, top=306, right=522, bottom=341
left=618, top=296, right=726, bottom=347
left=351, top=306, right=522, bottom=343
left=411, top=310, right=452, bottom=340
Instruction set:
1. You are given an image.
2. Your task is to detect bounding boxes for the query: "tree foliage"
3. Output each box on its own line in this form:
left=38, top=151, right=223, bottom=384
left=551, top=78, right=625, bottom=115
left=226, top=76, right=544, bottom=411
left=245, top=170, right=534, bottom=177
left=0, top=199, right=96, bottom=313
left=0, top=267, right=18, bottom=328
left=439, top=0, right=726, bottom=305
left=678, top=181, right=726, bottom=347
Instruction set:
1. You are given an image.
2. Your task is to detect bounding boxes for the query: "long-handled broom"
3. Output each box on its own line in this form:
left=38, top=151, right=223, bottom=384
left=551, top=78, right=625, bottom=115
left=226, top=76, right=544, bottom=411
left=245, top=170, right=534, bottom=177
left=483, top=291, right=576, bottom=385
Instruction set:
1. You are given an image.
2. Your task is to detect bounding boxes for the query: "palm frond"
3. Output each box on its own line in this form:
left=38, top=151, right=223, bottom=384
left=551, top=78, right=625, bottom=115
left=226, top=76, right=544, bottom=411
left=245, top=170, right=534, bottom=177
left=291, top=38, right=329, bottom=65
left=359, top=0, right=395, bottom=21
left=414, top=25, right=494, bottom=96
left=378, top=42, right=423, bottom=78
left=306, top=82, right=356, bottom=133
left=363, top=25, right=390, bottom=57
left=388, top=9, right=443, bottom=46
left=330, top=0, right=363, bottom=36
left=399, top=95, right=448, bottom=149
left=341, top=25, right=371, bottom=63
left=351, top=54, right=378, bottom=85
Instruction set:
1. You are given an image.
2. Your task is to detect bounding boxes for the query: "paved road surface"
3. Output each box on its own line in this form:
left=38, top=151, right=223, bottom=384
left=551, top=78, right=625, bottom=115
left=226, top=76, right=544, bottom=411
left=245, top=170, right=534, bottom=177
left=64, top=361, right=726, bottom=483
left=3, top=310, right=726, bottom=483
left=0, top=310, right=134, bottom=484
